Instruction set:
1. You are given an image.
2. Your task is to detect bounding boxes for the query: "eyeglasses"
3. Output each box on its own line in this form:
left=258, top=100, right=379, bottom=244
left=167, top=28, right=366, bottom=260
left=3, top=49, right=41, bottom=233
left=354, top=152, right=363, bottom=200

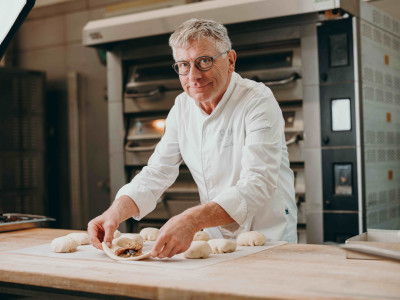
left=172, top=51, right=229, bottom=75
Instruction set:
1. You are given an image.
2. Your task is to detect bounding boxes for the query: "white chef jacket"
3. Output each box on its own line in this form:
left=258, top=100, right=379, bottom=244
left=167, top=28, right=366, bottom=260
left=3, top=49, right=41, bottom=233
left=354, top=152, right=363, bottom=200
left=116, top=72, right=298, bottom=243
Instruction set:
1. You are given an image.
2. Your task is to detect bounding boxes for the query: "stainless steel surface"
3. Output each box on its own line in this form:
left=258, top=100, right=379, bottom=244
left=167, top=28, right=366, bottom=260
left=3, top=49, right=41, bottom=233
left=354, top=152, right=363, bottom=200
left=340, top=243, right=400, bottom=261
left=235, top=45, right=303, bottom=102
left=106, top=51, right=128, bottom=232
left=125, top=116, right=166, bottom=166
left=263, top=73, right=301, bottom=86
left=82, top=0, right=351, bottom=46
left=352, top=16, right=364, bottom=236
left=0, top=213, right=55, bottom=232
left=300, top=23, right=323, bottom=244
left=68, top=71, right=86, bottom=230
left=283, top=105, right=304, bottom=163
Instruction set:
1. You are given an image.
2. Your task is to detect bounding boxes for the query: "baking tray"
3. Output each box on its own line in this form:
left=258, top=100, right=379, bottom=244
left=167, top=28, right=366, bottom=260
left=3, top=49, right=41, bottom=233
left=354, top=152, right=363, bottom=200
left=0, top=213, right=55, bottom=232
left=343, top=229, right=400, bottom=261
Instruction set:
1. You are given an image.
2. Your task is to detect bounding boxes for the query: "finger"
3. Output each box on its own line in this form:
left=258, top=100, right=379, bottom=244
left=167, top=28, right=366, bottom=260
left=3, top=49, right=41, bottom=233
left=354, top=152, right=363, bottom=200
left=151, top=242, right=164, bottom=257
left=158, top=241, right=175, bottom=259
left=167, top=246, right=179, bottom=258
left=151, top=234, right=167, bottom=257
left=102, top=224, right=116, bottom=248
left=88, top=222, right=103, bottom=250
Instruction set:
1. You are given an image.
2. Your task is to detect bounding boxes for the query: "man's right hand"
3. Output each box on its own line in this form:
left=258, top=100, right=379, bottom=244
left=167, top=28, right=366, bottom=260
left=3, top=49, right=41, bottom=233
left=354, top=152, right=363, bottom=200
left=87, top=195, right=140, bottom=250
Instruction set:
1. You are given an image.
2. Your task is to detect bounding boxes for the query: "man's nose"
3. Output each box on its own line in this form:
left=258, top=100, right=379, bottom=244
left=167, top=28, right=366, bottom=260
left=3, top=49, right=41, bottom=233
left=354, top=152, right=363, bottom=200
left=188, top=63, right=202, bottom=81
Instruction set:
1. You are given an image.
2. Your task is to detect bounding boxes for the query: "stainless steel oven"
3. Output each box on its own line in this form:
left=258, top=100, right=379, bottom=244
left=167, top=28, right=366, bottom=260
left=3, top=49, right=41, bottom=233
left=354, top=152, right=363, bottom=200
left=125, top=116, right=166, bottom=166
left=124, top=60, right=181, bottom=113
left=117, top=30, right=308, bottom=234
left=84, top=0, right=398, bottom=243
left=124, top=112, right=200, bottom=231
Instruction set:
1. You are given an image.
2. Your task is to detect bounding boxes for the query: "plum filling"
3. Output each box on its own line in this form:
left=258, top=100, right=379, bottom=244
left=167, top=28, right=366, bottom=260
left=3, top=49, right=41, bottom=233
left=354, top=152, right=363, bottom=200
left=114, top=244, right=143, bottom=257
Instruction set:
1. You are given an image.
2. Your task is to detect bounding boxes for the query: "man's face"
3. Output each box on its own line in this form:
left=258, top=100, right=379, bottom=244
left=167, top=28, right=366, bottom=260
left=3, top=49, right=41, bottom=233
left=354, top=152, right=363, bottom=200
left=174, top=39, right=236, bottom=107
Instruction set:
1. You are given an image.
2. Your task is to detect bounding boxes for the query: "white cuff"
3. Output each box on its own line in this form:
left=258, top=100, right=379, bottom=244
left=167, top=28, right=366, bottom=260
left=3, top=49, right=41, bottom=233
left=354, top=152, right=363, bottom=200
left=115, top=183, right=157, bottom=220
left=212, top=187, right=247, bottom=228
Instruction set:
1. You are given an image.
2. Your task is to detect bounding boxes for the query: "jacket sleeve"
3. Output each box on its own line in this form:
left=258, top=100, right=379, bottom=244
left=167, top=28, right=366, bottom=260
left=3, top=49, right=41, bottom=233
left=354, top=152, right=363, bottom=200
left=211, top=91, right=284, bottom=233
left=115, top=104, right=182, bottom=220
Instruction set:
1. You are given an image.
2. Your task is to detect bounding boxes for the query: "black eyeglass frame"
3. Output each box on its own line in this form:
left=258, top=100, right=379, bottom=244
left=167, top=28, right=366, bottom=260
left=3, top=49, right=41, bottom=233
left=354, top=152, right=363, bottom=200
left=172, top=50, right=229, bottom=75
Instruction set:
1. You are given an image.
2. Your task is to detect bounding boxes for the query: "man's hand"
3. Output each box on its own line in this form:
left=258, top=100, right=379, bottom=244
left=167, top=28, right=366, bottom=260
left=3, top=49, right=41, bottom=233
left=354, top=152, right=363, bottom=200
left=87, top=195, right=140, bottom=250
left=87, top=211, right=120, bottom=250
left=151, top=213, right=198, bottom=258
left=151, top=202, right=235, bottom=258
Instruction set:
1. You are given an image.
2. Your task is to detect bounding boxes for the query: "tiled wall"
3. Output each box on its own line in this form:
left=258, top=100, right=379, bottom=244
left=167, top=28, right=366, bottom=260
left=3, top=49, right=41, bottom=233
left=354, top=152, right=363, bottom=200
left=360, top=1, right=400, bottom=229
left=11, top=0, right=197, bottom=228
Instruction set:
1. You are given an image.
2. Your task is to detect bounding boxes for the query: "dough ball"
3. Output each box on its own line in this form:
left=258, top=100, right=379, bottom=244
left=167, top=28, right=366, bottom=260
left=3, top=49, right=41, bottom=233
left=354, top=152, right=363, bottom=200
left=113, top=230, right=121, bottom=239
left=208, top=239, right=237, bottom=254
left=184, top=241, right=212, bottom=259
left=67, top=232, right=90, bottom=245
left=237, top=231, right=266, bottom=246
left=140, top=227, right=159, bottom=241
left=115, top=234, right=143, bottom=246
left=113, top=236, right=141, bottom=248
left=193, top=231, right=210, bottom=241
left=51, top=236, right=79, bottom=253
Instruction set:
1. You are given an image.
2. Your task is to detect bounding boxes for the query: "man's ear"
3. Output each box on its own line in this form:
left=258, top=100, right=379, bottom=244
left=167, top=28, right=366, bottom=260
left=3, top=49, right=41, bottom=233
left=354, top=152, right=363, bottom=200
left=228, top=50, right=237, bottom=73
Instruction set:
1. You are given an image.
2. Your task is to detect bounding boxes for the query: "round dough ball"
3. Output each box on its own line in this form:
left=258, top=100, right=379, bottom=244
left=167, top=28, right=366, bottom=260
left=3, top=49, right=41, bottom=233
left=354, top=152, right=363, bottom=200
left=67, top=232, right=90, bottom=245
left=237, top=231, right=266, bottom=246
left=115, top=234, right=143, bottom=246
left=51, top=236, right=79, bottom=253
left=184, top=241, right=212, bottom=259
left=113, top=236, right=141, bottom=248
left=208, top=239, right=237, bottom=254
left=140, top=227, right=159, bottom=241
left=193, top=231, right=210, bottom=241
left=113, top=230, right=121, bottom=239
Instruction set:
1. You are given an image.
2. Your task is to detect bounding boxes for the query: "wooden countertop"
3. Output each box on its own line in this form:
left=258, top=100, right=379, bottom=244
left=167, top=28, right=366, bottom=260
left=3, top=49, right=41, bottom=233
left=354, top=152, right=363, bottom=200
left=1, top=228, right=400, bottom=299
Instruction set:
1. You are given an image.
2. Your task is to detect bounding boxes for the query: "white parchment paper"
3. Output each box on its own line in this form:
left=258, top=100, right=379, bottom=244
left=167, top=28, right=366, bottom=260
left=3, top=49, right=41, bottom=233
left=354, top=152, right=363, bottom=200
left=11, top=241, right=286, bottom=270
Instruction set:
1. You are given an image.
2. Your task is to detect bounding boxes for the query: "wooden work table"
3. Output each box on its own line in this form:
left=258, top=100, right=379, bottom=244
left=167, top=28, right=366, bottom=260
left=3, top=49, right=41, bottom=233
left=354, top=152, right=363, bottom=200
left=1, top=228, right=400, bottom=300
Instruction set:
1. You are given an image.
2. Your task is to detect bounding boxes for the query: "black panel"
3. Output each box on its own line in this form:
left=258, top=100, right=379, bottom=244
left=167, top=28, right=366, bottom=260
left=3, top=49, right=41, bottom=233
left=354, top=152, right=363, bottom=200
left=318, top=18, right=354, bottom=84
left=0, top=68, right=47, bottom=216
left=322, top=148, right=358, bottom=211
left=320, top=83, right=356, bottom=147
left=323, top=212, right=358, bottom=243
left=318, top=18, right=360, bottom=243
left=329, top=33, right=349, bottom=67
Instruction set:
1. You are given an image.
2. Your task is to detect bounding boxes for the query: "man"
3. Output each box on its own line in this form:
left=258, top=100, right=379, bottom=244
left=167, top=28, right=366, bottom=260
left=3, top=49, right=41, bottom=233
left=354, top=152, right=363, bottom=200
left=88, top=18, right=297, bottom=258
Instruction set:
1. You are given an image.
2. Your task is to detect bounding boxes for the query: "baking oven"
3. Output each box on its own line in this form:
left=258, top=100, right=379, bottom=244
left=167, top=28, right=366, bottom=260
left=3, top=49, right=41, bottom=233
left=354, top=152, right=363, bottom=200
left=83, top=0, right=400, bottom=243
left=124, top=113, right=200, bottom=232
left=124, top=59, right=181, bottom=113
left=85, top=0, right=397, bottom=243
left=122, top=55, right=201, bottom=232
left=234, top=39, right=306, bottom=241
left=125, top=116, right=166, bottom=166
left=117, top=28, right=308, bottom=235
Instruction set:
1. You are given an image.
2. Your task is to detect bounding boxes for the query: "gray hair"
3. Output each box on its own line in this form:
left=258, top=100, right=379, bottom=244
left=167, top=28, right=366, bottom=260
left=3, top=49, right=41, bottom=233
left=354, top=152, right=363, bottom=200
left=169, top=18, right=232, bottom=59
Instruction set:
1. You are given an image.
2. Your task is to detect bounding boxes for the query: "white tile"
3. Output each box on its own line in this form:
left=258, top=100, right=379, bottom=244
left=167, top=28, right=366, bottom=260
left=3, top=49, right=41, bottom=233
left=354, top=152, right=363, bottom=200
left=66, top=11, right=89, bottom=43
left=18, top=46, right=67, bottom=90
left=108, top=101, right=124, bottom=153
left=17, top=15, right=66, bottom=50
left=88, top=7, right=105, bottom=21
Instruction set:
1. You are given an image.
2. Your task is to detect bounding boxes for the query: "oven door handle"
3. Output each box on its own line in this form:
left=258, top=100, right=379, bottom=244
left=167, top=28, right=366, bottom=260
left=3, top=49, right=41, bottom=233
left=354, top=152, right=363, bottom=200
left=124, top=87, right=162, bottom=98
left=125, top=142, right=157, bottom=152
left=262, top=72, right=301, bottom=86
left=286, top=133, right=303, bottom=146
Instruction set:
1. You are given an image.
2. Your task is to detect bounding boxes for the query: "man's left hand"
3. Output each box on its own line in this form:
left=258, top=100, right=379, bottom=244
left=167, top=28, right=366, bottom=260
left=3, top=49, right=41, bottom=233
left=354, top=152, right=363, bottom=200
left=151, top=213, right=198, bottom=258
